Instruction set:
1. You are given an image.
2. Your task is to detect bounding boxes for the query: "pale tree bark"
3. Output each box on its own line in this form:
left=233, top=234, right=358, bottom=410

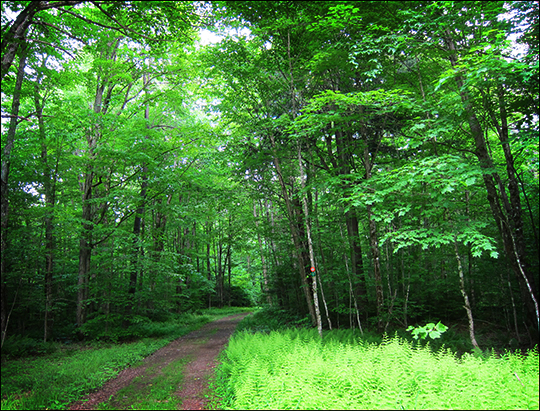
left=313, top=189, right=332, bottom=330
left=443, top=29, right=538, bottom=337
left=269, top=133, right=316, bottom=325
left=298, top=142, right=322, bottom=337
left=454, top=237, right=480, bottom=349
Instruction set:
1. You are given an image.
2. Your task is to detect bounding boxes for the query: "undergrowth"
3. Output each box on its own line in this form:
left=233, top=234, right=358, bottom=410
left=212, top=308, right=538, bottom=410
left=0, top=307, right=250, bottom=410
left=214, top=329, right=539, bottom=410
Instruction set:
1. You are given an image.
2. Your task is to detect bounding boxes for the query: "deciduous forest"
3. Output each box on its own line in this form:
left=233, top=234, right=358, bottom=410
left=1, top=1, right=539, bottom=409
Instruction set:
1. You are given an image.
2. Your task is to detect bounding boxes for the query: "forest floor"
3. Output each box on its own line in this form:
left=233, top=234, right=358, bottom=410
left=68, top=312, right=251, bottom=410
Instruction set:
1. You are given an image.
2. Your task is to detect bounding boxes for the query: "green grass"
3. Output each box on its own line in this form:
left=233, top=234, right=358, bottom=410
left=97, top=356, right=189, bottom=410
left=0, top=307, right=251, bottom=410
left=214, top=328, right=539, bottom=410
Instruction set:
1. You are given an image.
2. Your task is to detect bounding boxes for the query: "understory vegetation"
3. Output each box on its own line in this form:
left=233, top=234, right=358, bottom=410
left=0, top=307, right=250, bottom=411
left=213, top=309, right=539, bottom=410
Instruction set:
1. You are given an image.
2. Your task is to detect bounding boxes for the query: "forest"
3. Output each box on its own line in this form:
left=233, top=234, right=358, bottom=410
left=1, top=2, right=539, bottom=407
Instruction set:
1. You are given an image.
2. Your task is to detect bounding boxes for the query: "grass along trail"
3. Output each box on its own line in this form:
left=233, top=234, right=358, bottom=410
left=68, top=312, right=251, bottom=410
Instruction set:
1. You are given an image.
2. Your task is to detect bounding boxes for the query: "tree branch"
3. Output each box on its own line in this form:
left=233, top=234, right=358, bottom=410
left=34, top=21, right=87, bottom=44
left=57, top=8, right=130, bottom=36
left=89, top=1, right=170, bottom=42
left=26, top=38, right=75, bottom=58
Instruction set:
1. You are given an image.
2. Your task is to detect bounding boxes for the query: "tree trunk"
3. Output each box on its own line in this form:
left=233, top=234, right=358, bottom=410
left=34, top=80, right=57, bottom=342
left=364, top=145, right=384, bottom=332
left=443, top=29, right=539, bottom=336
left=1, top=43, right=27, bottom=345
left=1, top=1, right=39, bottom=80
left=128, top=74, right=150, bottom=317
left=269, top=133, right=316, bottom=325
left=298, top=142, right=323, bottom=337
left=454, top=238, right=480, bottom=349
left=254, top=201, right=271, bottom=305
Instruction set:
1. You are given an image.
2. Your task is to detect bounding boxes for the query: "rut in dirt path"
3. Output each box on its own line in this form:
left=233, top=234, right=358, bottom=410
left=69, top=312, right=251, bottom=411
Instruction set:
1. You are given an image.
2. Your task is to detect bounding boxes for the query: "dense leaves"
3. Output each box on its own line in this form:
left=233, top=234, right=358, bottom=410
left=1, top=0, right=538, bottom=357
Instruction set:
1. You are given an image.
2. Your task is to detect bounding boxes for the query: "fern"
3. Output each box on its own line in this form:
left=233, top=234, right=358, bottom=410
left=215, top=330, right=539, bottom=410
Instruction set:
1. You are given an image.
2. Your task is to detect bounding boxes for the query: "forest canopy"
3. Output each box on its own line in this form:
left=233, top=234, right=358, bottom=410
left=1, top=0, right=538, bottom=349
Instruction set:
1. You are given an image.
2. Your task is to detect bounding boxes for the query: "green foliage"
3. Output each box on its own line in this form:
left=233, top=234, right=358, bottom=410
left=214, top=329, right=539, bottom=410
left=406, top=321, right=449, bottom=340
left=235, top=306, right=311, bottom=334
left=0, top=335, right=60, bottom=358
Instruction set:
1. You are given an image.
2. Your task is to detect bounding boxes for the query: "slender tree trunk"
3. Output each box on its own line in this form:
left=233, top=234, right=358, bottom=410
left=298, top=142, right=322, bottom=337
left=339, top=222, right=363, bottom=333
left=454, top=237, right=479, bottom=349
left=314, top=189, right=332, bottom=330
left=364, top=145, right=384, bottom=332
left=206, top=223, right=212, bottom=308
left=34, top=80, right=57, bottom=342
left=269, top=133, right=316, bottom=325
left=254, top=201, right=271, bottom=305
left=1, top=1, right=39, bottom=80
left=1, top=43, right=27, bottom=344
left=443, top=29, right=538, bottom=335
left=77, top=37, right=120, bottom=331
left=128, top=74, right=150, bottom=317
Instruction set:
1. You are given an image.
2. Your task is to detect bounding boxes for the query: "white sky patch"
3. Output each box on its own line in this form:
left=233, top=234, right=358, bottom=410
left=198, top=29, right=224, bottom=46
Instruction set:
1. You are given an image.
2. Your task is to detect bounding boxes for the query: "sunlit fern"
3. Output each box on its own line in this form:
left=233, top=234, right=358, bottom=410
left=216, top=329, right=539, bottom=410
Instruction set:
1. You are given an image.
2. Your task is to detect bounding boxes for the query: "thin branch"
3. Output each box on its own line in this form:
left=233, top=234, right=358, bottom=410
left=58, top=8, right=130, bottom=36
left=1, top=114, right=32, bottom=122
left=37, top=1, right=85, bottom=11
left=91, top=158, right=197, bottom=248
left=34, top=21, right=86, bottom=44
left=150, top=124, right=177, bottom=129
left=26, top=38, right=75, bottom=58
left=89, top=1, right=171, bottom=42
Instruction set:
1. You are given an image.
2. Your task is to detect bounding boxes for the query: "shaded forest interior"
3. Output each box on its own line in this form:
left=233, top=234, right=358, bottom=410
left=1, top=0, right=538, bottom=353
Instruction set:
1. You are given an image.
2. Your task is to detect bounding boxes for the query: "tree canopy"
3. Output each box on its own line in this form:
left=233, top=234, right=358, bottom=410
left=1, top=0, right=538, bottom=349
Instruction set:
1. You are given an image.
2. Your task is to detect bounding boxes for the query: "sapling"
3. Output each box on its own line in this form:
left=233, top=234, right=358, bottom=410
left=406, top=321, right=448, bottom=340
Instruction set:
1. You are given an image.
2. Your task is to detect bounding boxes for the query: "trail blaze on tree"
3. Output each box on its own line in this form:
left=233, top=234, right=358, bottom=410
left=1, top=1, right=538, bottom=348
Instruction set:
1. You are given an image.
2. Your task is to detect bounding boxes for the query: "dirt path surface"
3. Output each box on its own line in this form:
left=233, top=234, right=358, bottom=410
left=69, top=312, right=250, bottom=410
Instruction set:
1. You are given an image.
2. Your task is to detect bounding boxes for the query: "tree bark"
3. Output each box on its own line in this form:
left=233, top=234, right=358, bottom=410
left=269, top=133, right=316, bottom=325
left=1, top=1, right=84, bottom=80
left=454, top=238, right=480, bottom=349
left=363, top=145, right=384, bottom=332
left=1, top=43, right=27, bottom=345
left=128, top=73, right=151, bottom=317
left=298, top=142, right=323, bottom=337
left=254, top=201, right=271, bottom=305
left=443, top=29, right=538, bottom=335
left=76, top=36, right=120, bottom=330
left=34, top=79, right=57, bottom=342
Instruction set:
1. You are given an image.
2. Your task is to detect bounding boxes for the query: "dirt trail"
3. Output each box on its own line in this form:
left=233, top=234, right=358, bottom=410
left=69, top=312, right=250, bottom=410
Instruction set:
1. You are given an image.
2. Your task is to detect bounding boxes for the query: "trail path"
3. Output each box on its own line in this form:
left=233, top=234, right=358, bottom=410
left=69, top=312, right=250, bottom=410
